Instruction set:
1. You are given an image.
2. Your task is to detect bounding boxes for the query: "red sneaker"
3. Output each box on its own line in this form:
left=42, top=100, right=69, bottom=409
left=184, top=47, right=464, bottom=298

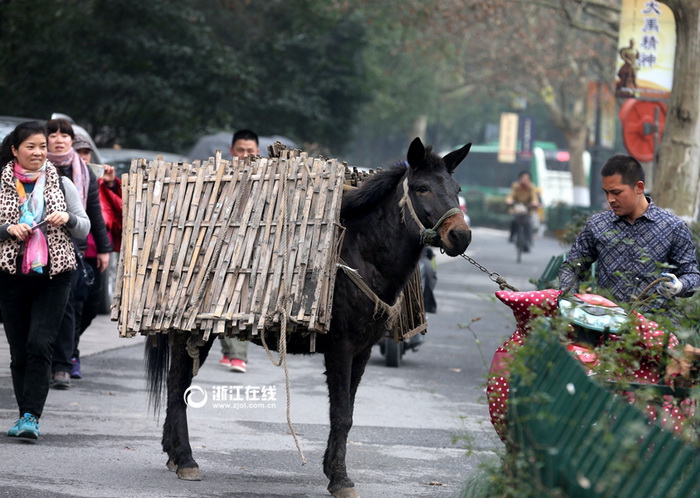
left=230, top=359, right=247, bottom=373
left=219, top=355, right=231, bottom=367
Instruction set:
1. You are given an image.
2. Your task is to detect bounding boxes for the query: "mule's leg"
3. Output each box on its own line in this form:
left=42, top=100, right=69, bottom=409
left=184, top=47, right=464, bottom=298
left=162, top=333, right=214, bottom=480
left=348, top=347, right=372, bottom=407
left=323, top=341, right=372, bottom=497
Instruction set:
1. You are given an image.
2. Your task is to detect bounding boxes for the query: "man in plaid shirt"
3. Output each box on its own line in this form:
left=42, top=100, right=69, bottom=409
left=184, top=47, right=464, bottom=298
left=559, top=154, right=700, bottom=304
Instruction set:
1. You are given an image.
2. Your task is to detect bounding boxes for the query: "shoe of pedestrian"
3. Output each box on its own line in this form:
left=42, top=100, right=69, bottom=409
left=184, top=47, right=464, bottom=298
left=17, top=413, right=40, bottom=439
left=70, top=357, right=82, bottom=379
left=230, top=359, right=247, bottom=373
left=7, top=417, right=21, bottom=437
left=51, top=371, right=71, bottom=390
left=219, top=355, right=231, bottom=368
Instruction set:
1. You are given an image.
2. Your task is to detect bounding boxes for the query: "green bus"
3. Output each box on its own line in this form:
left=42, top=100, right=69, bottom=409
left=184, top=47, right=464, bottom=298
left=450, top=141, right=590, bottom=208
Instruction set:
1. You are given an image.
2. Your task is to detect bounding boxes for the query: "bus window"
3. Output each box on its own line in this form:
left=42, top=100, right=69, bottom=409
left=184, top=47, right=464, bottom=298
left=453, top=149, right=523, bottom=195
left=533, top=147, right=590, bottom=208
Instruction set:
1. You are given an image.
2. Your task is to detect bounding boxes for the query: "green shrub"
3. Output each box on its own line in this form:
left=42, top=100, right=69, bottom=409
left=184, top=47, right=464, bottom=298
left=465, top=192, right=510, bottom=229
left=472, top=292, right=700, bottom=495
left=547, top=203, right=600, bottom=243
left=690, top=222, right=700, bottom=262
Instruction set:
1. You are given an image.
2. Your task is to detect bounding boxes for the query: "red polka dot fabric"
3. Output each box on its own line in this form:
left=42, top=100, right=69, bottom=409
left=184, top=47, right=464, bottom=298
left=487, top=289, right=689, bottom=442
left=487, top=289, right=561, bottom=441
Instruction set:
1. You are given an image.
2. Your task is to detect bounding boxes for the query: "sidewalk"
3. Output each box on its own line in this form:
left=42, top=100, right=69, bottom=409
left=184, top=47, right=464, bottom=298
left=0, top=314, right=144, bottom=378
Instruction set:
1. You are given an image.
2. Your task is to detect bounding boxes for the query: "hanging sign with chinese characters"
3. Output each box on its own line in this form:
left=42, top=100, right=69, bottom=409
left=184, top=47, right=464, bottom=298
left=497, top=112, right=519, bottom=164
left=614, top=0, right=675, bottom=100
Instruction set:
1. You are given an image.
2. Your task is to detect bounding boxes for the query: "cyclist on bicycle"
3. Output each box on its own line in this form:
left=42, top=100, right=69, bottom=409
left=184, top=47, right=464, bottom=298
left=506, top=171, right=540, bottom=252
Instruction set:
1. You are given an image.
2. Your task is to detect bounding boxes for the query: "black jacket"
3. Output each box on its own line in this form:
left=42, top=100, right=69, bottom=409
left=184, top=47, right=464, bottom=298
left=57, top=165, right=112, bottom=253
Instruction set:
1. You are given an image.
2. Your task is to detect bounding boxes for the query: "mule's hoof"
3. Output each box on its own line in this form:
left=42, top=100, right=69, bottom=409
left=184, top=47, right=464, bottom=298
left=177, top=466, right=202, bottom=481
left=331, top=487, right=360, bottom=498
left=166, top=458, right=177, bottom=472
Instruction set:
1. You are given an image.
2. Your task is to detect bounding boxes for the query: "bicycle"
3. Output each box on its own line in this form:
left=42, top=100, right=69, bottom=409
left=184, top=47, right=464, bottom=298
left=512, top=202, right=531, bottom=263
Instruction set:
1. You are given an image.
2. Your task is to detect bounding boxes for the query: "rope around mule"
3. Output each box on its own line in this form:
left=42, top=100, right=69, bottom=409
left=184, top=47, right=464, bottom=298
left=336, top=260, right=404, bottom=330
left=259, top=166, right=307, bottom=466
left=398, top=178, right=463, bottom=246
left=397, top=177, right=518, bottom=291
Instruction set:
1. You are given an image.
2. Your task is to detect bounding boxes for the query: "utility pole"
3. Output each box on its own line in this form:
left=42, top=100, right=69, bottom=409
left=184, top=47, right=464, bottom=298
left=589, top=81, right=605, bottom=211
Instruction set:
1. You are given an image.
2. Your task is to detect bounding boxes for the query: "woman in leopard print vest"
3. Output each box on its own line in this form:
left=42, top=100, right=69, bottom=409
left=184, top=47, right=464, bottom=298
left=0, top=121, right=90, bottom=440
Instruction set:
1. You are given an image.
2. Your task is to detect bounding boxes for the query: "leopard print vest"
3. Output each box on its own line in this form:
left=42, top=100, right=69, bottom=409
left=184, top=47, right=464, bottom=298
left=0, top=161, right=77, bottom=275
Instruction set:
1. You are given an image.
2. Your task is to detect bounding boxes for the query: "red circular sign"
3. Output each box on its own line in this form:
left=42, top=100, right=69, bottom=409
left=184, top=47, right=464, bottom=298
left=619, top=99, right=667, bottom=162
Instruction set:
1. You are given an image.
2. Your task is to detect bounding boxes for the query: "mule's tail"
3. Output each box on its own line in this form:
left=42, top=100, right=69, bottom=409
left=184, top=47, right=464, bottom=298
left=144, top=334, right=170, bottom=415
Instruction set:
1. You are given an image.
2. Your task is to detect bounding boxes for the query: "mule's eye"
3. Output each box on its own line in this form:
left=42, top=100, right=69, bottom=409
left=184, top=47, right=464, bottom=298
left=415, top=186, right=429, bottom=193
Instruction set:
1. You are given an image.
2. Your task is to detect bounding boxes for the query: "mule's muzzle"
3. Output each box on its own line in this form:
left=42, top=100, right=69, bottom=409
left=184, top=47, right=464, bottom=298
left=437, top=213, right=471, bottom=256
left=443, top=228, right=471, bottom=256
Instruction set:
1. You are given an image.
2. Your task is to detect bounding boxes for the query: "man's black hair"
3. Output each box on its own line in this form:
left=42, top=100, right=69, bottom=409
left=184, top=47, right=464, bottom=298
left=600, top=154, right=644, bottom=187
left=232, top=129, right=259, bottom=147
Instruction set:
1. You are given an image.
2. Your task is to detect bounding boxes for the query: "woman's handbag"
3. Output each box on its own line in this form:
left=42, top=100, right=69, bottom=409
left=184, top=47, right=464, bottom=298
left=72, top=242, right=95, bottom=302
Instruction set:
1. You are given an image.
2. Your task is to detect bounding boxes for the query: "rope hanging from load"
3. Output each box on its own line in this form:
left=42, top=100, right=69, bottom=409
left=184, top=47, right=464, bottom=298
left=258, top=169, right=307, bottom=466
left=336, top=260, right=404, bottom=330
left=185, top=333, right=205, bottom=376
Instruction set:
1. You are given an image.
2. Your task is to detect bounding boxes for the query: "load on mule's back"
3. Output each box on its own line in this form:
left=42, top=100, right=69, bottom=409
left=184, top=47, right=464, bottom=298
left=134, top=137, right=472, bottom=497
left=112, top=147, right=347, bottom=341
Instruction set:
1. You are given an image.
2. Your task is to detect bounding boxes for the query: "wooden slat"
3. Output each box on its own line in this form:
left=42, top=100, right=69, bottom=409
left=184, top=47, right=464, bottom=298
left=153, top=163, right=189, bottom=330
left=255, top=160, right=285, bottom=330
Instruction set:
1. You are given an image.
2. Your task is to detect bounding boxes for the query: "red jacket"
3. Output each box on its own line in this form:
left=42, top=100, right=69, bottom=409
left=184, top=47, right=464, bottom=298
left=85, top=178, right=122, bottom=257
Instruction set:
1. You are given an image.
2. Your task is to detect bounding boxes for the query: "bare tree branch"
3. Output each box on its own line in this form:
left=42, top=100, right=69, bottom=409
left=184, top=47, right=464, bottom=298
left=531, top=0, right=620, bottom=40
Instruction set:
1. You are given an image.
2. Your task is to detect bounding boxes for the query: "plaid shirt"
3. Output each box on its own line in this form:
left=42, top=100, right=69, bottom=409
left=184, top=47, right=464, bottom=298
left=559, top=198, right=700, bottom=304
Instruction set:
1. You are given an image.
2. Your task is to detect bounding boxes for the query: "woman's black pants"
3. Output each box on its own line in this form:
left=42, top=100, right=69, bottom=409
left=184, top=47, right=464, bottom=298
left=0, top=271, right=71, bottom=418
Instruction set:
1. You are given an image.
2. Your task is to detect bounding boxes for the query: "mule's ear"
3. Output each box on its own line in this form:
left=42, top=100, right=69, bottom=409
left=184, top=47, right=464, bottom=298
left=443, top=142, right=472, bottom=174
left=406, top=137, right=426, bottom=168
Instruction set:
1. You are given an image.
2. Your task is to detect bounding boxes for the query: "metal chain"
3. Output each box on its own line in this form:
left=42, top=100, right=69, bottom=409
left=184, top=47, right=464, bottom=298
left=459, top=253, right=520, bottom=292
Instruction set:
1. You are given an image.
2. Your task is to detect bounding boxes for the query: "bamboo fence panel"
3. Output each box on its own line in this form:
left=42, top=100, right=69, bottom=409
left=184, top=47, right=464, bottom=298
left=113, top=151, right=345, bottom=343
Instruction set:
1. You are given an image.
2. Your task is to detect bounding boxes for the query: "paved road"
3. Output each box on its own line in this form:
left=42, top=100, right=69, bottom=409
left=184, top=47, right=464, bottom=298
left=0, top=227, right=565, bottom=497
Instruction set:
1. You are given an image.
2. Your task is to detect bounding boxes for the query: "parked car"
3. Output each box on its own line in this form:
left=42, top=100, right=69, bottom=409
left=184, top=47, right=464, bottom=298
left=98, top=148, right=190, bottom=178
left=459, top=194, right=471, bottom=225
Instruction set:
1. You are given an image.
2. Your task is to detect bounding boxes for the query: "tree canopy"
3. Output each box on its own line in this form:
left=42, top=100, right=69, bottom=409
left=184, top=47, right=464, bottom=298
left=0, top=0, right=370, bottom=153
left=2, top=0, right=652, bottom=184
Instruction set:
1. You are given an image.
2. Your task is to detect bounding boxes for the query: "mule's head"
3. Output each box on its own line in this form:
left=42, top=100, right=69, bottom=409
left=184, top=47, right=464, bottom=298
left=404, top=137, right=472, bottom=256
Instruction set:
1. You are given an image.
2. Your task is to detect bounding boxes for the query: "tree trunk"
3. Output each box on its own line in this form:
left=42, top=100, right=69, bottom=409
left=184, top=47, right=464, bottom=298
left=563, top=123, right=591, bottom=207
left=539, top=76, right=592, bottom=207
left=654, top=0, right=700, bottom=221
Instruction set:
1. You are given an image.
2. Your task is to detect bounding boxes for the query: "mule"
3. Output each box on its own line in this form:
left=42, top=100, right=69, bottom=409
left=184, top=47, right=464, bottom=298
left=145, top=137, right=472, bottom=497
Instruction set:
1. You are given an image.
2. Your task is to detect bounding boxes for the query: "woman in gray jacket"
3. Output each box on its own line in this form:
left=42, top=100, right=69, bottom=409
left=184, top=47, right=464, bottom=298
left=0, top=121, right=90, bottom=440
